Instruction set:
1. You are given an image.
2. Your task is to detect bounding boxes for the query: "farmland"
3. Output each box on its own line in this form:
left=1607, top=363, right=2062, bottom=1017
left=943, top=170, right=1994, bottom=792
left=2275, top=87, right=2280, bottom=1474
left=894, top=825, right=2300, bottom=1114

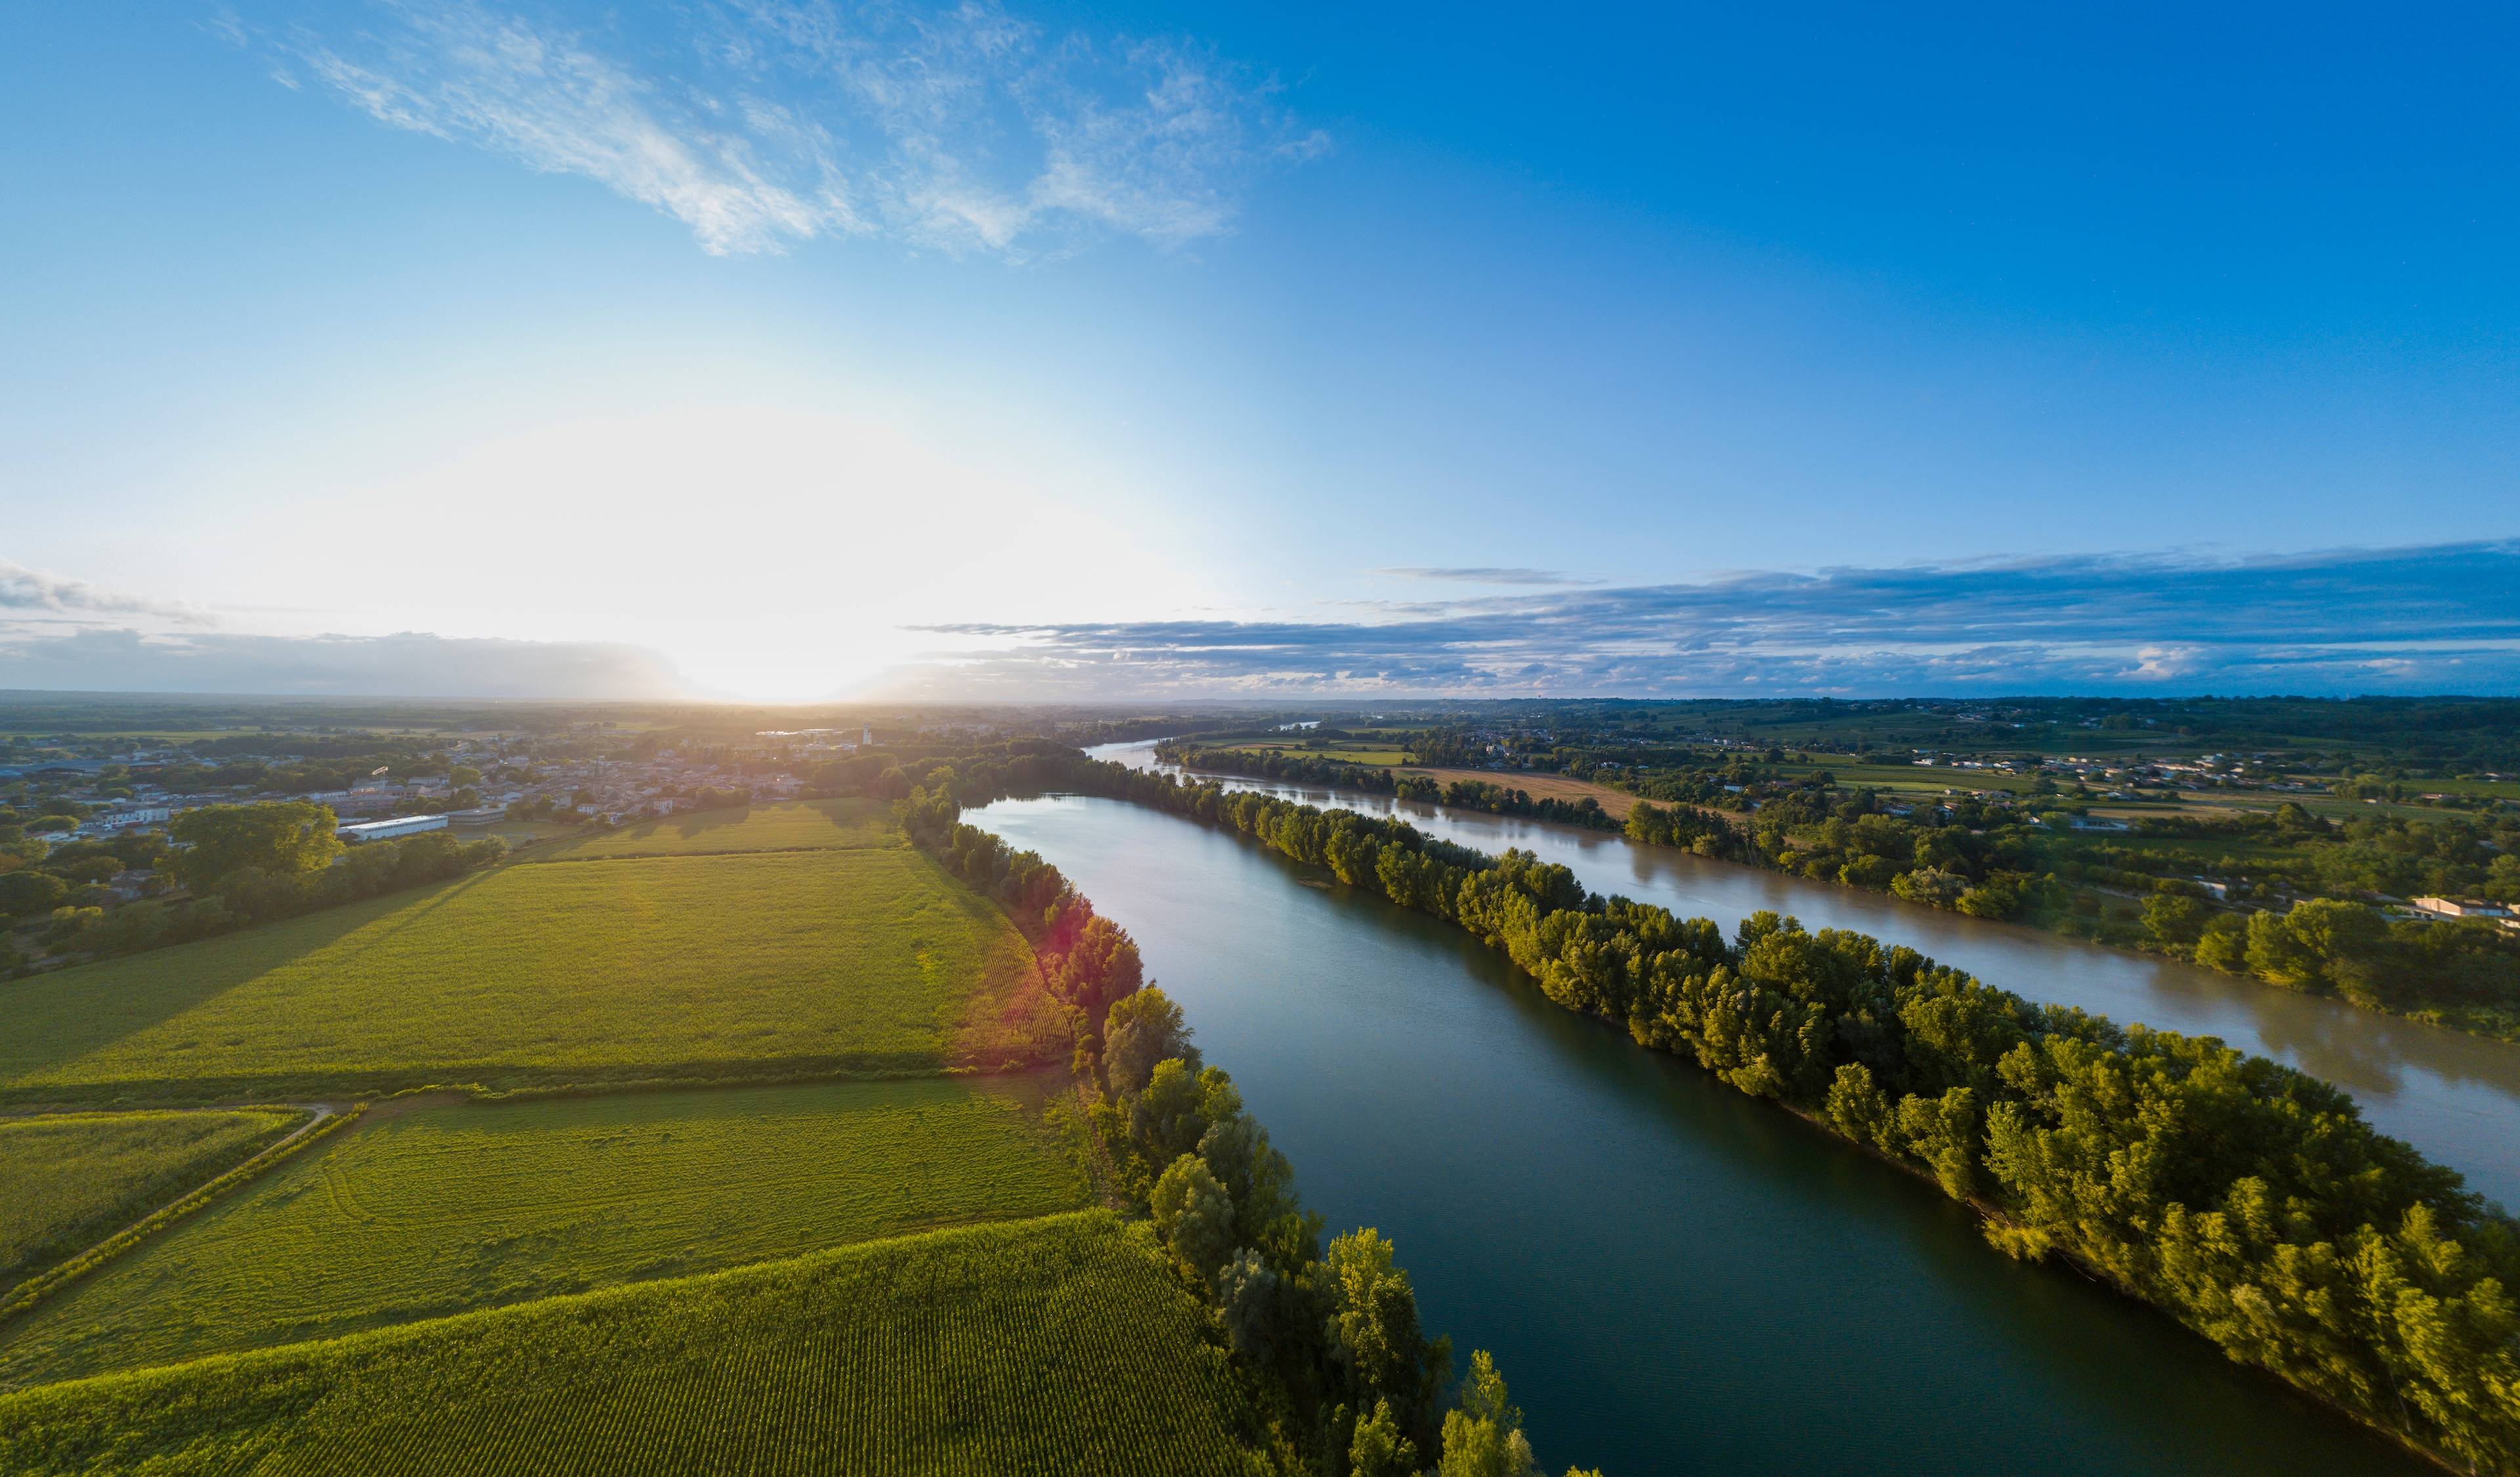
left=0, top=1109, right=303, bottom=1288
left=1395, top=766, right=1638, bottom=818
left=0, top=846, right=1057, bottom=1101
left=1222, top=739, right=1414, bottom=767
left=0, top=1077, right=1087, bottom=1386
left=0, top=1211, right=1263, bottom=1477
left=531, top=799, right=896, bottom=861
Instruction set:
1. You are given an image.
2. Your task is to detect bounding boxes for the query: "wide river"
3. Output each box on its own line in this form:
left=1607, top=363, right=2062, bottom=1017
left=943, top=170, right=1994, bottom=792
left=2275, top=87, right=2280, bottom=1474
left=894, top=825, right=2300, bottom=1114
left=1085, top=741, right=2520, bottom=1211
left=968, top=753, right=2520, bottom=1475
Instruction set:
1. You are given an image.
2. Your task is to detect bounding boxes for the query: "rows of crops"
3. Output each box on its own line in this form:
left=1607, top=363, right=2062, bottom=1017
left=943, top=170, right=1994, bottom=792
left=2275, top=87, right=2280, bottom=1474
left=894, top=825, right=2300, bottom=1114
left=0, top=1109, right=303, bottom=1288
left=0, top=1077, right=1089, bottom=1387
left=0, top=1211, right=1261, bottom=1476
left=0, top=846, right=1043, bottom=1100
left=530, top=799, right=898, bottom=862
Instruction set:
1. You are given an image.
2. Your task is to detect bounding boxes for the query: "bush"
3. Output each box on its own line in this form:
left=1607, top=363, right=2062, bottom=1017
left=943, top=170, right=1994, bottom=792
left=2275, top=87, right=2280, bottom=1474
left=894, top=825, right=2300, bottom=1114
left=1891, top=868, right=1969, bottom=909
left=0, top=870, right=70, bottom=919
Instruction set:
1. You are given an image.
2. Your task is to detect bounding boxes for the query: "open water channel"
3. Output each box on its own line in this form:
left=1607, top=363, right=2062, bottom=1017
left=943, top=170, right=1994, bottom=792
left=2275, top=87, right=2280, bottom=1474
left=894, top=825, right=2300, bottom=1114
left=961, top=744, right=2520, bottom=1474
left=1087, top=741, right=2520, bottom=1211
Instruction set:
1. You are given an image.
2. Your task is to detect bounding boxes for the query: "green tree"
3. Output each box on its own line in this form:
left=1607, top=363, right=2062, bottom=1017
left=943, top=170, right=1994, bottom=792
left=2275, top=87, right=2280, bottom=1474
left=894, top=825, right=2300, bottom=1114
left=1104, top=986, right=1199, bottom=1097
left=1326, top=1228, right=1443, bottom=1421
left=2193, top=914, right=2250, bottom=972
left=45, top=854, right=122, bottom=886
left=1215, top=1249, right=1285, bottom=1364
left=1824, top=1062, right=1895, bottom=1150
left=0, top=869, right=68, bottom=918
left=1129, top=1058, right=1214, bottom=1163
left=2141, top=893, right=2210, bottom=951
left=1052, top=914, right=1146, bottom=1015
left=1437, top=1350, right=1538, bottom=1477
left=2244, top=900, right=2385, bottom=991
left=1351, top=1398, right=1421, bottom=1477
left=1897, top=1087, right=1979, bottom=1199
left=1150, top=1154, right=1236, bottom=1285
left=169, top=802, right=341, bottom=890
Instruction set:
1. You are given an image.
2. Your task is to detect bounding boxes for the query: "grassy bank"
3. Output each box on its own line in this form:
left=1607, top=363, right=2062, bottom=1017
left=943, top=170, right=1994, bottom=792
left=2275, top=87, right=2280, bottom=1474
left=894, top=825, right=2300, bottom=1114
left=0, top=1211, right=1264, bottom=1476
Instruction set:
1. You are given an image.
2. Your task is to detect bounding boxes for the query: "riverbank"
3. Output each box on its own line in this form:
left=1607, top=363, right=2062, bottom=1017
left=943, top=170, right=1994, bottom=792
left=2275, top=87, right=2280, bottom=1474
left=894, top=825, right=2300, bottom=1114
left=906, top=800, right=1595, bottom=1476
left=1156, top=744, right=2520, bottom=1048
left=1104, top=743, right=2520, bottom=1211
left=975, top=790, right=2440, bottom=1477
left=942, top=760, right=2518, bottom=1474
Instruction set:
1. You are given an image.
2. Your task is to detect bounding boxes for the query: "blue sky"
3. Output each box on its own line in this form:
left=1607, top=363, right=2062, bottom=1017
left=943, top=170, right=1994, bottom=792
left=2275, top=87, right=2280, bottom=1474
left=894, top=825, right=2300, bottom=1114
left=3, top=1, right=2516, bottom=698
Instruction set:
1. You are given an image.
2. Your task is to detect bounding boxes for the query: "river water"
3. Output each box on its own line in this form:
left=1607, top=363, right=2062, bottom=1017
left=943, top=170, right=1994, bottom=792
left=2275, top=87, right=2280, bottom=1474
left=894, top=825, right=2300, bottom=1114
left=1086, top=741, right=2520, bottom=1211
left=978, top=791, right=2430, bottom=1476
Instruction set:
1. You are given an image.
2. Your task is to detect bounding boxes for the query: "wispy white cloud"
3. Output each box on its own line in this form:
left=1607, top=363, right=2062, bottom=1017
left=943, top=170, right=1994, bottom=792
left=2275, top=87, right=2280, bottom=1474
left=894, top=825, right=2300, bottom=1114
left=240, top=0, right=1323, bottom=257
left=287, top=7, right=845, bottom=254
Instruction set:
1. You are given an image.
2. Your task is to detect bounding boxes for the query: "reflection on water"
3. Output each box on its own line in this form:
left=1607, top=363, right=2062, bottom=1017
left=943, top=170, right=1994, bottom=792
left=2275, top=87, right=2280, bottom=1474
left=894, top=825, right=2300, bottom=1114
left=982, top=791, right=2431, bottom=1477
left=1086, top=742, right=2520, bottom=1209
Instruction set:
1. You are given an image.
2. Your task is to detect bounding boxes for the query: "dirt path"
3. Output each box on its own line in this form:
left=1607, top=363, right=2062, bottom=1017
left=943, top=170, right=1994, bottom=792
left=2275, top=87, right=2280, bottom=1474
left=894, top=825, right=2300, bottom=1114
left=0, top=1101, right=358, bottom=1319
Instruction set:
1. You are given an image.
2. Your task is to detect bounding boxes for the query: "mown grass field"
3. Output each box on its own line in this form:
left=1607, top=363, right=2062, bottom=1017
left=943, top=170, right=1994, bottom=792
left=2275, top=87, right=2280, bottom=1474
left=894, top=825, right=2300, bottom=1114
left=0, top=846, right=1053, bottom=1101
left=0, top=1077, right=1089, bottom=1388
left=532, top=799, right=896, bottom=861
left=0, top=1109, right=303, bottom=1288
left=0, top=1211, right=1261, bottom=1477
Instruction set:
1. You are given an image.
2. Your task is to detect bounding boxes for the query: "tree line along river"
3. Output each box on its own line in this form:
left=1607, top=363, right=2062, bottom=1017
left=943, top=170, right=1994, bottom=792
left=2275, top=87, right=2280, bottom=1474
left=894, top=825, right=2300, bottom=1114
left=952, top=743, right=2520, bottom=1475
left=1088, top=741, right=2520, bottom=1212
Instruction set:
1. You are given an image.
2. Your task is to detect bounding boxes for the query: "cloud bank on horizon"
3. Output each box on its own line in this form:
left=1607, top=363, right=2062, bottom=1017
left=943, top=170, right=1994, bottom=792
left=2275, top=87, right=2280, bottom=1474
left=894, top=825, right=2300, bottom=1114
left=0, top=627, right=689, bottom=701
left=895, top=541, right=2520, bottom=699
left=225, top=0, right=1325, bottom=257
left=6, top=541, right=2514, bottom=701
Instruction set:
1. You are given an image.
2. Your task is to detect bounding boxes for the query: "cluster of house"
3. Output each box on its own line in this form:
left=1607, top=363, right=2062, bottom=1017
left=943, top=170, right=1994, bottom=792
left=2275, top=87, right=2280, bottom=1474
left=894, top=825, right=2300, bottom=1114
left=29, top=732, right=843, bottom=848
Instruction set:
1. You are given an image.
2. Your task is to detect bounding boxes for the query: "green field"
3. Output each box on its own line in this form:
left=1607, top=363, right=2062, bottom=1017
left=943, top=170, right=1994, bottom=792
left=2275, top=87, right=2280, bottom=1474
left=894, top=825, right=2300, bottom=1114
left=0, top=847, right=1059, bottom=1100
left=532, top=800, right=896, bottom=861
left=1227, top=741, right=1414, bottom=766
left=0, top=1110, right=304, bottom=1288
left=0, top=1211, right=1259, bottom=1477
left=0, top=1077, right=1088, bottom=1387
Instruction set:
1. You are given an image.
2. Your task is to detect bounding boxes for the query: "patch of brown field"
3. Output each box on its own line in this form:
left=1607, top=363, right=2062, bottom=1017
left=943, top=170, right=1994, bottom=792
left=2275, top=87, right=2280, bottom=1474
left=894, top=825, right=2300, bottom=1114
left=954, top=943, right=1076, bottom=1075
left=1398, top=768, right=1639, bottom=820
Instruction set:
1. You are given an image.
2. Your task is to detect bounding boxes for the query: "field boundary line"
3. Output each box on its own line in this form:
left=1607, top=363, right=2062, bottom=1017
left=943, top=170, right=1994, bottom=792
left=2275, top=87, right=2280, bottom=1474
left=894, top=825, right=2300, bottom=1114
left=1, top=1206, right=1124, bottom=1404
left=0, top=1102, right=362, bottom=1327
left=520, top=840, right=903, bottom=865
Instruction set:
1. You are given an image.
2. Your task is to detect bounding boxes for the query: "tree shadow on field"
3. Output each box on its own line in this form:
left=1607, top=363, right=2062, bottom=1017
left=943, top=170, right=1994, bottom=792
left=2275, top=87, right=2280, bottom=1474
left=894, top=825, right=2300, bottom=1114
left=530, top=799, right=895, bottom=863
left=601, top=804, right=761, bottom=848
left=0, top=867, right=502, bottom=1093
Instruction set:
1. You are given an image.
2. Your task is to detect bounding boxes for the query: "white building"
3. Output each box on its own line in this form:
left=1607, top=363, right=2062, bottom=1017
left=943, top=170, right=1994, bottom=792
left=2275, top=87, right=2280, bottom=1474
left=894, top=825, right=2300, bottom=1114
left=2411, top=896, right=2514, bottom=921
left=338, top=814, right=448, bottom=843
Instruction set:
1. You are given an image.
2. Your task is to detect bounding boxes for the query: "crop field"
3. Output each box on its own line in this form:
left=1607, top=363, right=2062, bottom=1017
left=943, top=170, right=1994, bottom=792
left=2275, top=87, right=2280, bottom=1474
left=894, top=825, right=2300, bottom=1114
left=1401, top=766, right=1639, bottom=818
left=532, top=800, right=896, bottom=861
left=0, top=1077, right=1089, bottom=1387
left=1226, top=740, right=1414, bottom=766
left=0, top=1211, right=1261, bottom=1477
left=0, top=847, right=1056, bottom=1101
left=0, top=1109, right=303, bottom=1288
